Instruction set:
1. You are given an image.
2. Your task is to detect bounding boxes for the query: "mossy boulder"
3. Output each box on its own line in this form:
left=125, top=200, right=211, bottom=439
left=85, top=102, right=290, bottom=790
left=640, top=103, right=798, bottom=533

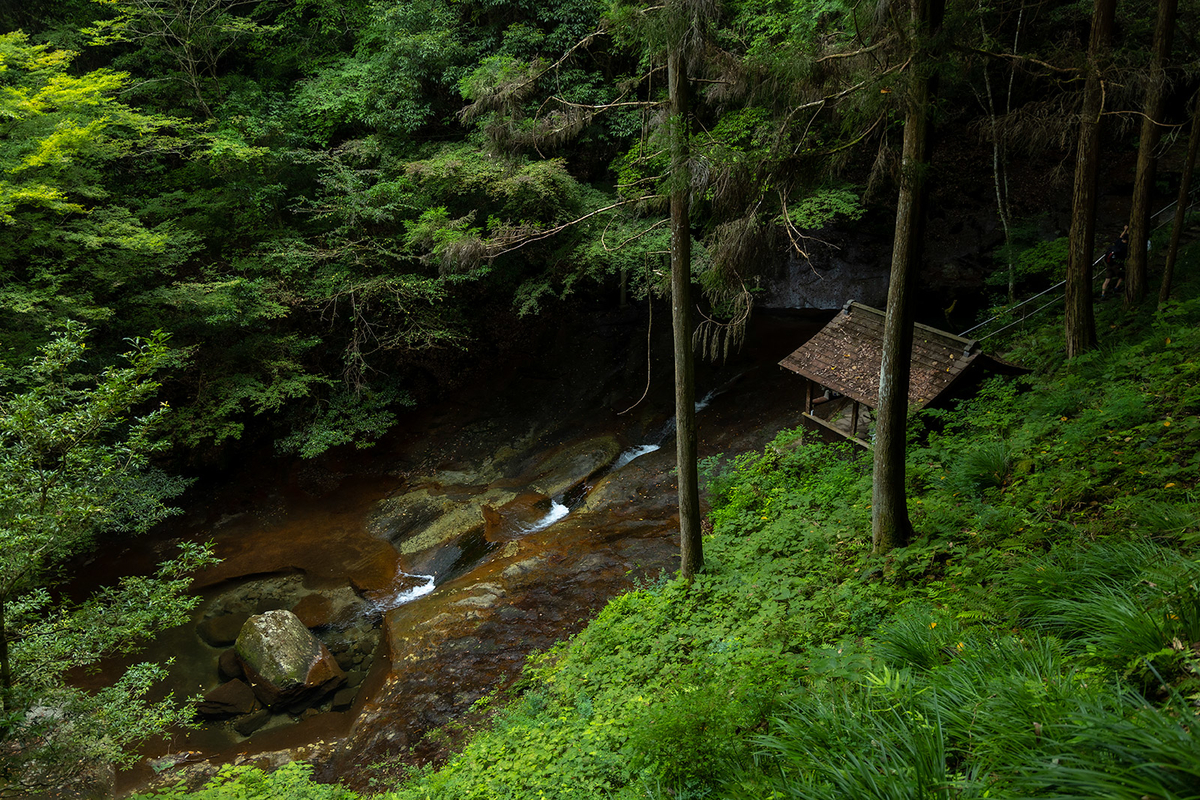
left=234, top=610, right=345, bottom=712
left=369, top=487, right=517, bottom=555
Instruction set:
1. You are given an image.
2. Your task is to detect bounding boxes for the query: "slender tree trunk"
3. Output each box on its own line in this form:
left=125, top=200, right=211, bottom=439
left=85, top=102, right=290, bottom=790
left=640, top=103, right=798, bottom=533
left=0, top=595, right=11, bottom=712
left=979, top=1, right=1021, bottom=303
left=1065, top=0, right=1115, bottom=358
left=872, top=0, right=943, bottom=555
left=1126, top=0, right=1178, bottom=306
left=668, top=48, right=702, bottom=581
left=982, top=67, right=1014, bottom=303
left=1161, top=90, right=1200, bottom=304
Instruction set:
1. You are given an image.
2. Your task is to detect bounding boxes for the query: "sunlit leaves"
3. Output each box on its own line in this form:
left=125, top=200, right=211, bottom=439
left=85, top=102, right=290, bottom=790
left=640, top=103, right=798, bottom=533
left=0, top=180, right=81, bottom=223
left=0, top=32, right=192, bottom=357
left=0, top=323, right=179, bottom=599
left=783, top=185, right=864, bottom=229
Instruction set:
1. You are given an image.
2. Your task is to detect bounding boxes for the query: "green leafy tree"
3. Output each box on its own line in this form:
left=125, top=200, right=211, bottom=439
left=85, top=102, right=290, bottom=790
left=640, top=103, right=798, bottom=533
left=0, top=323, right=216, bottom=796
left=0, top=32, right=190, bottom=362
left=85, top=0, right=275, bottom=118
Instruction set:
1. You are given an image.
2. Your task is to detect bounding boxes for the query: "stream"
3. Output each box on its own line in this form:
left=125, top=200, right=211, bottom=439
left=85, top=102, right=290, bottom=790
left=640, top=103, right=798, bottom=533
left=76, top=306, right=832, bottom=795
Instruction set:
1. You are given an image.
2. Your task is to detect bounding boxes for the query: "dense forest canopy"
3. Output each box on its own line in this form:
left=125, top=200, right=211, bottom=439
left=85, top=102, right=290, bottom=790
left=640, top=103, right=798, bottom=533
left=2, top=0, right=1200, bottom=792
left=5, top=0, right=1186, bottom=462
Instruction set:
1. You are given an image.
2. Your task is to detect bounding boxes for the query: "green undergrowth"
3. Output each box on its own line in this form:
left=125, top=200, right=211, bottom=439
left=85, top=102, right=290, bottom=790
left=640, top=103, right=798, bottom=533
left=137, top=285, right=1200, bottom=799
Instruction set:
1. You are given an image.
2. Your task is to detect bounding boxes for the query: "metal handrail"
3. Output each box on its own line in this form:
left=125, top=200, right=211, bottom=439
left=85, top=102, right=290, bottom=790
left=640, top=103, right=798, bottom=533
left=1152, top=197, right=1182, bottom=227
left=958, top=194, right=1200, bottom=340
left=980, top=294, right=1069, bottom=340
left=959, top=278, right=1069, bottom=337
left=959, top=256, right=1102, bottom=339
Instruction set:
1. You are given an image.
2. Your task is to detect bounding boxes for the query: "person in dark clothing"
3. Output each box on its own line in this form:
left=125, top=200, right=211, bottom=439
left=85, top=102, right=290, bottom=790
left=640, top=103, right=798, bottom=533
left=1101, top=225, right=1128, bottom=300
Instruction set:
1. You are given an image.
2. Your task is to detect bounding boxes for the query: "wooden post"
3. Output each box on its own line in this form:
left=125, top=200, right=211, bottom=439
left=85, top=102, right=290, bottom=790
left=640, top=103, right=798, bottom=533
left=805, top=379, right=813, bottom=413
left=851, top=400, right=860, bottom=438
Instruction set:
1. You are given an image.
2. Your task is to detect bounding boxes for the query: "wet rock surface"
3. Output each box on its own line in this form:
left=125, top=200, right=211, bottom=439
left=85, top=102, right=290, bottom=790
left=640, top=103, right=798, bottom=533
left=96, top=308, right=829, bottom=796
left=235, top=611, right=346, bottom=712
left=329, top=503, right=683, bottom=783
left=217, top=649, right=243, bottom=682
left=197, top=680, right=258, bottom=720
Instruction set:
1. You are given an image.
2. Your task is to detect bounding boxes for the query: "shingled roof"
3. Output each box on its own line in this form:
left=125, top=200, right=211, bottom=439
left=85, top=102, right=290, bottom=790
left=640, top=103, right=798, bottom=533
left=779, top=301, right=1026, bottom=409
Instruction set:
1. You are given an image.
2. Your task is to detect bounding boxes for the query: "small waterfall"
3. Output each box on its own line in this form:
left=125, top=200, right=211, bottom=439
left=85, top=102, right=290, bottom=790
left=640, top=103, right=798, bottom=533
left=613, top=443, right=661, bottom=470
left=516, top=381, right=738, bottom=535
left=654, top=416, right=677, bottom=445
left=524, top=499, right=570, bottom=532
left=373, top=572, right=436, bottom=613
left=647, top=383, right=727, bottom=449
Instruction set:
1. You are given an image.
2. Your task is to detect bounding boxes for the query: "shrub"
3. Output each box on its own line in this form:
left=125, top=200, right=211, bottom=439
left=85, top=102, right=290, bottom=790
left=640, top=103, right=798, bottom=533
left=132, top=762, right=360, bottom=800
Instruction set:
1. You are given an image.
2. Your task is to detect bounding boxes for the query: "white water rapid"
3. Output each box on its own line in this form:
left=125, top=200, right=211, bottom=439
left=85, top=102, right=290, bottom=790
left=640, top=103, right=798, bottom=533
left=613, top=443, right=662, bottom=470
left=524, top=499, right=571, bottom=532
left=373, top=572, right=436, bottom=613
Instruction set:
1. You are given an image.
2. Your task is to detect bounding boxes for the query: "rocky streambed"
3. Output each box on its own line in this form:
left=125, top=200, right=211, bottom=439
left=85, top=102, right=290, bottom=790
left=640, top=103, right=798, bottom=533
left=88, top=307, right=829, bottom=796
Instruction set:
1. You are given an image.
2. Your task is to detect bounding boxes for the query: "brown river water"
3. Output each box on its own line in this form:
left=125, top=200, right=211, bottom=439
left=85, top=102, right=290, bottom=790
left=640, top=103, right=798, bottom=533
left=70, top=306, right=833, bottom=796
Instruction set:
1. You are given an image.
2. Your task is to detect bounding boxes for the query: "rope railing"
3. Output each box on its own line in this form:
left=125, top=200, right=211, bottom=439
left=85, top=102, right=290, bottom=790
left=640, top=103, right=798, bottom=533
left=958, top=193, right=1200, bottom=340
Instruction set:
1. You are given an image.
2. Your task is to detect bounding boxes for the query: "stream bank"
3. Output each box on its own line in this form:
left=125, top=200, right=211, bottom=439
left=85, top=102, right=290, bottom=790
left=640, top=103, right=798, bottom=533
left=76, top=305, right=832, bottom=797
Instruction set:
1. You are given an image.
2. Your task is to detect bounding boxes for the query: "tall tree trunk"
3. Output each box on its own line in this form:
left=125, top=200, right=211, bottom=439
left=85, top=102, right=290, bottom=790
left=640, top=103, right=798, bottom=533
left=979, top=1, right=1022, bottom=303
left=982, top=64, right=1014, bottom=303
left=1160, top=90, right=1200, bottom=304
left=1126, top=0, right=1178, bottom=306
left=0, top=595, right=11, bottom=712
left=668, top=48, right=702, bottom=581
left=1065, top=0, right=1115, bottom=358
left=872, top=0, right=943, bottom=555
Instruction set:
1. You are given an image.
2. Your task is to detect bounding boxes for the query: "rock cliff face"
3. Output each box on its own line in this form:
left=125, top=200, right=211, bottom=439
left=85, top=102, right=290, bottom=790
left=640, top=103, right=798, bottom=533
left=757, top=222, right=894, bottom=311
left=235, top=610, right=345, bottom=713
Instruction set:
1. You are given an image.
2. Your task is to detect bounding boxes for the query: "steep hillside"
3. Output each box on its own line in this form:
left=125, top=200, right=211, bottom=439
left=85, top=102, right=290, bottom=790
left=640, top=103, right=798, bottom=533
left=135, top=241, right=1200, bottom=800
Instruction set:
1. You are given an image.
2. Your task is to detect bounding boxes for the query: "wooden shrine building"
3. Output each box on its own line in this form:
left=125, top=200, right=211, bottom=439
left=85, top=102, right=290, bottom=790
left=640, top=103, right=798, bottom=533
left=779, top=301, right=1029, bottom=447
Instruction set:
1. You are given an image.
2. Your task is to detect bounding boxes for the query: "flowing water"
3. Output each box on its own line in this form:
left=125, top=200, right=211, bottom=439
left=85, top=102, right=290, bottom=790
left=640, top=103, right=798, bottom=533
left=77, top=307, right=832, bottom=795
left=523, top=500, right=571, bottom=532
left=612, top=443, right=661, bottom=469
left=370, top=571, right=437, bottom=613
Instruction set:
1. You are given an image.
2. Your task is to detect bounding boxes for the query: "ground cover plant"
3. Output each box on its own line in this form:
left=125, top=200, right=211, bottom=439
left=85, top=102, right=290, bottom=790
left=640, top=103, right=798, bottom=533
left=136, top=270, right=1200, bottom=799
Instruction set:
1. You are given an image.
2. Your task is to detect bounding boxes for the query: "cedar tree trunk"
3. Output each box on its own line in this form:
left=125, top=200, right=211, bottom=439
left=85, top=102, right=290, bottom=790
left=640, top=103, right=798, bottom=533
left=1161, top=90, right=1200, bottom=304
left=1065, top=0, right=1115, bottom=357
left=872, top=0, right=943, bottom=555
left=1126, top=0, right=1177, bottom=306
left=668, top=48, right=703, bottom=581
left=0, top=595, right=10, bottom=711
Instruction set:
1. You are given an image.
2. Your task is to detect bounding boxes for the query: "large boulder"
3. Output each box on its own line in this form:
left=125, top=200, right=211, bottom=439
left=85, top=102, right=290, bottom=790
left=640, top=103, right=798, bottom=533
left=526, top=435, right=621, bottom=498
left=369, top=487, right=517, bottom=555
left=217, top=648, right=244, bottom=682
left=234, top=610, right=345, bottom=713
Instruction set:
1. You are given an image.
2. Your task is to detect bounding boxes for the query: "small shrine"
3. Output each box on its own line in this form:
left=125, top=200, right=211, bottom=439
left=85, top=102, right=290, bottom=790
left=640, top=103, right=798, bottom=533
left=779, top=301, right=1029, bottom=447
